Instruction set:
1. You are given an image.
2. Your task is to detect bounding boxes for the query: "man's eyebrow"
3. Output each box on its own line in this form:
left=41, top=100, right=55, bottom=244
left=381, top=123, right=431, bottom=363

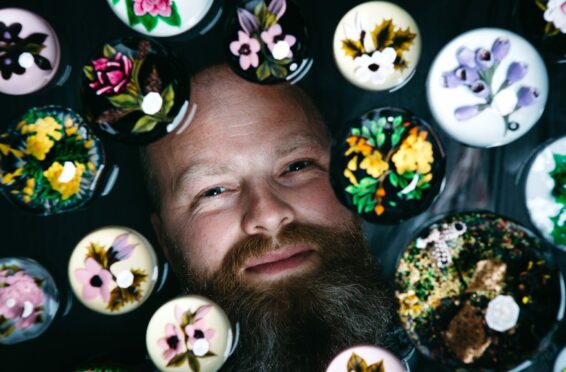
left=173, top=161, right=234, bottom=194
left=274, top=133, right=326, bottom=158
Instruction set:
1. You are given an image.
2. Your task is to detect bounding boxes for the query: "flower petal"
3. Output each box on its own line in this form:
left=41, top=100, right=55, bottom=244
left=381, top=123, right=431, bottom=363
left=85, top=257, right=101, bottom=274
left=82, top=285, right=98, bottom=301
left=74, top=268, right=92, bottom=285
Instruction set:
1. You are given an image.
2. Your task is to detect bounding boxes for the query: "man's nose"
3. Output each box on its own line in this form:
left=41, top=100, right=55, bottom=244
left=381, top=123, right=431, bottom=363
left=241, top=180, right=295, bottom=236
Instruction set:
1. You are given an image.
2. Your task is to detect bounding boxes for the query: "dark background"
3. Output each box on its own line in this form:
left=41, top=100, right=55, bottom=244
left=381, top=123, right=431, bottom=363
left=0, top=0, right=565, bottom=370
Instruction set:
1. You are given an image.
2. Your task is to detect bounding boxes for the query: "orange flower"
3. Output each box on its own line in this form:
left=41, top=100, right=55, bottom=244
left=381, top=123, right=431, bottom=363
left=375, top=204, right=385, bottom=215
left=376, top=187, right=386, bottom=197
left=345, top=136, right=373, bottom=156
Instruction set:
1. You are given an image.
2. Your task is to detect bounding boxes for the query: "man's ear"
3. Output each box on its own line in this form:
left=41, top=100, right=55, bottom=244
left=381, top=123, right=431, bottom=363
left=151, top=212, right=171, bottom=261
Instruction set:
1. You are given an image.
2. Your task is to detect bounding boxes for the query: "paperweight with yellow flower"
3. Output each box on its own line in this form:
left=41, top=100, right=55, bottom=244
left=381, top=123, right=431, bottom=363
left=0, top=106, right=105, bottom=215
left=330, top=107, right=445, bottom=224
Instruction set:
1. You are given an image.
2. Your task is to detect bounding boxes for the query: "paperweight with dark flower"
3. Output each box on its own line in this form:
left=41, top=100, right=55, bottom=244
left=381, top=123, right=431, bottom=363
left=80, top=37, right=190, bottom=144
left=0, top=106, right=105, bottom=215
left=395, top=211, right=564, bottom=370
left=225, top=0, right=313, bottom=84
left=330, top=107, right=445, bottom=224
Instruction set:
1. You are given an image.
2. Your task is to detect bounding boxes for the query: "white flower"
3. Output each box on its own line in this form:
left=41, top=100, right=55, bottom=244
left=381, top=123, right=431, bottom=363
left=544, top=0, right=566, bottom=33
left=491, top=88, right=518, bottom=116
left=354, top=47, right=397, bottom=85
left=485, top=295, right=520, bottom=332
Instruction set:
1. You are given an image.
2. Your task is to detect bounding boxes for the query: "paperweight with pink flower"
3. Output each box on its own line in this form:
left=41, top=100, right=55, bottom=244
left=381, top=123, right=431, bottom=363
left=0, top=257, right=59, bottom=345
left=330, top=107, right=446, bottom=224
left=0, top=106, right=105, bottom=215
left=68, top=226, right=159, bottom=315
left=520, top=0, right=566, bottom=60
left=106, top=0, right=220, bottom=38
left=81, top=37, right=190, bottom=144
left=395, top=211, right=564, bottom=370
left=0, top=8, right=64, bottom=96
left=333, top=1, right=421, bottom=92
left=225, top=0, right=313, bottom=84
left=427, top=28, right=549, bottom=148
left=146, top=295, right=234, bottom=371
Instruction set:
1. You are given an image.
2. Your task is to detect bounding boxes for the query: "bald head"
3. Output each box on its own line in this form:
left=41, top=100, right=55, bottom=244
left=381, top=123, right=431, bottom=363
left=142, top=64, right=328, bottom=212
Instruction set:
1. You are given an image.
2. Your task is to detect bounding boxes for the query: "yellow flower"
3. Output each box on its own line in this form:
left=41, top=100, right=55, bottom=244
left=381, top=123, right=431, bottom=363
left=65, top=127, right=78, bottom=136
left=87, top=161, right=96, bottom=171
left=23, top=195, right=31, bottom=203
left=21, top=116, right=63, bottom=141
left=84, top=139, right=93, bottom=149
left=343, top=169, right=358, bottom=186
left=64, top=117, right=74, bottom=128
left=25, top=134, right=55, bottom=161
left=345, top=136, right=373, bottom=156
left=0, top=143, right=24, bottom=158
left=391, top=128, right=434, bottom=175
left=43, top=161, right=86, bottom=200
left=397, top=290, right=423, bottom=318
left=23, top=178, right=35, bottom=195
left=360, top=151, right=389, bottom=178
left=1, top=167, right=23, bottom=185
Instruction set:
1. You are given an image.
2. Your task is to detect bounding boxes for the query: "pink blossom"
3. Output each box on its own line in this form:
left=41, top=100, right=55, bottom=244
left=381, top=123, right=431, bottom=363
left=184, top=305, right=215, bottom=347
left=229, top=31, right=261, bottom=70
left=0, top=271, right=45, bottom=324
left=260, top=24, right=296, bottom=59
left=14, top=310, right=42, bottom=329
left=157, top=323, right=186, bottom=362
left=133, top=0, right=172, bottom=17
left=88, top=52, right=133, bottom=96
left=74, top=258, right=113, bottom=304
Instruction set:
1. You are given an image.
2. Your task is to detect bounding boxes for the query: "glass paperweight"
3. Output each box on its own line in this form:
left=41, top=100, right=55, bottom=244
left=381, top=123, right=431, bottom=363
left=106, top=0, right=222, bottom=38
left=0, top=257, right=59, bottom=345
left=146, top=295, right=234, bottom=371
left=326, top=345, right=406, bottom=372
left=523, top=136, right=566, bottom=251
left=225, top=0, right=313, bottom=84
left=0, top=8, right=66, bottom=95
left=519, top=0, right=566, bottom=61
left=333, top=1, right=421, bottom=92
left=81, top=37, right=190, bottom=144
left=68, top=226, right=159, bottom=315
left=427, top=28, right=549, bottom=148
left=395, top=211, right=564, bottom=370
left=330, top=107, right=446, bottom=224
left=0, top=106, right=105, bottom=215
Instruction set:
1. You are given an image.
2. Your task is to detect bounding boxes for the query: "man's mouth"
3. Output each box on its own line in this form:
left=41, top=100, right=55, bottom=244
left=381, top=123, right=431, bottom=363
left=243, top=245, right=317, bottom=277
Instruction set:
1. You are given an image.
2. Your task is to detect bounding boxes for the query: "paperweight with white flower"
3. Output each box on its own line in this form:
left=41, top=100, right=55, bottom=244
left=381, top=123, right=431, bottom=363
left=520, top=0, right=566, bottom=60
left=0, top=8, right=63, bottom=95
left=225, top=0, right=313, bottom=84
left=0, top=106, right=105, bottom=215
left=106, top=0, right=221, bottom=38
left=146, top=295, right=234, bottom=371
left=326, top=345, right=405, bottom=372
left=68, top=226, right=159, bottom=315
left=0, top=257, right=59, bottom=345
left=427, top=28, right=549, bottom=148
left=523, top=136, right=566, bottom=251
left=81, top=37, right=190, bottom=144
left=332, top=1, right=421, bottom=92
left=330, top=107, right=445, bottom=224
left=395, top=211, right=564, bottom=370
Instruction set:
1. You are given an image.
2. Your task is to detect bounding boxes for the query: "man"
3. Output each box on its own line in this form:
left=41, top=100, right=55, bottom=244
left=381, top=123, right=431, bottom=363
left=142, top=65, right=396, bottom=371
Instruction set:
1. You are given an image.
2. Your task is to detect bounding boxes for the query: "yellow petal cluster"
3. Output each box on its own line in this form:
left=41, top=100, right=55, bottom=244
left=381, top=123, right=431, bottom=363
left=21, top=116, right=63, bottom=161
left=43, top=161, right=85, bottom=200
left=360, top=150, right=389, bottom=178
left=392, top=128, right=434, bottom=175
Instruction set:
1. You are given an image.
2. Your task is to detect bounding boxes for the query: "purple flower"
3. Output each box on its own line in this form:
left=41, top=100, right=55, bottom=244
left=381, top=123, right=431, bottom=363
left=442, top=71, right=462, bottom=88
left=470, top=80, right=490, bottom=98
left=112, top=233, right=137, bottom=261
left=505, top=62, right=528, bottom=85
left=455, top=105, right=482, bottom=121
left=229, top=31, right=261, bottom=70
left=492, top=37, right=511, bottom=62
left=267, top=0, right=287, bottom=21
left=454, top=66, right=479, bottom=83
left=456, top=47, right=476, bottom=68
left=517, top=87, right=540, bottom=108
left=237, top=8, right=259, bottom=34
left=475, top=48, right=494, bottom=69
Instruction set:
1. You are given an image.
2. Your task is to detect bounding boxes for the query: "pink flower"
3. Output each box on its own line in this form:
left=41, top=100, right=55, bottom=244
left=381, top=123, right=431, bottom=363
left=229, top=31, right=261, bottom=70
left=14, top=310, right=42, bottom=329
left=88, top=52, right=133, bottom=96
left=133, top=0, right=172, bottom=17
left=184, top=305, right=215, bottom=348
left=260, top=24, right=296, bottom=59
left=0, top=271, right=45, bottom=326
left=157, top=323, right=186, bottom=362
left=74, top=258, right=113, bottom=303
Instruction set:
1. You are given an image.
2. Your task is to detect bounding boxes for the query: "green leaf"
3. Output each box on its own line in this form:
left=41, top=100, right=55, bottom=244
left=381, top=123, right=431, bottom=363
left=391, top=131, right=402, bottom=148
left=389, top=172, right=399, bottom=187
left=402, top=171, right=415, bottom=179
left=366, top=137, right=376, bottom=147
left=161, top=2, right=182, bottom=27
left=132, top=115, right=160, bottom=133
left=103, top=44, right=117, bottom=59
left=377, top=117, right=387, bottom=127
left=377, top=128, right=386, bottom=148
left=256, top=61, right=271, bottom=81
left=361, top=126, right=371, bottom=139
left=126, top=0, right=139, bottom=26
left=345, top=185, right=357, bottom=194
left=25, top=43, right=46, bottom=54
left=140, top=14, right=159, bottom=31
left=160, top=84, right=175, bottom=115
left=269, top=63, right=287, bottom=79
left=254, top=1, right=277, bottom=29
left=351, top=128, right=361, bottom=137
left=371, top=19, right=394, bottom=50
left=188, top=356, right=201, bottom=372
left=83, top=65, right=95, bottom=81
left=389, top=200, right=397, bottom=207
left=107, top=94, right=139, bottom=109
left=166, top=352, right=188, bottom=368
left=392, top=115, right=403, bottom=127
left=111, top=0, right=120, bottom=4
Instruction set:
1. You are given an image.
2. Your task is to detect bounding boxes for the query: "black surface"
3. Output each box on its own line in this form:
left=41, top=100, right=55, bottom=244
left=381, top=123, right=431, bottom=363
left=0, top=0, right=565, bottom=370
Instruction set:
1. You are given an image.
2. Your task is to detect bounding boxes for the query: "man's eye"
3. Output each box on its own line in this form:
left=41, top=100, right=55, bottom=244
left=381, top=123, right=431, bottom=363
left=201, top=186, right=226, bottom=198
left=286, top=160, right=312, bottom=172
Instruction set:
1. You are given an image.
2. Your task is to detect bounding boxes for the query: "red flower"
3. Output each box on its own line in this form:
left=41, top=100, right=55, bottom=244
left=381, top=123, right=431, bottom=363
left=89, top=52, right=133, bottom=96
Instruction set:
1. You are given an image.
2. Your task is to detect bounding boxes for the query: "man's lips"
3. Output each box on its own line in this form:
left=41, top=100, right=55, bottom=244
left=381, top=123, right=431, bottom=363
left=243, top=246, right=316, bottom=276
